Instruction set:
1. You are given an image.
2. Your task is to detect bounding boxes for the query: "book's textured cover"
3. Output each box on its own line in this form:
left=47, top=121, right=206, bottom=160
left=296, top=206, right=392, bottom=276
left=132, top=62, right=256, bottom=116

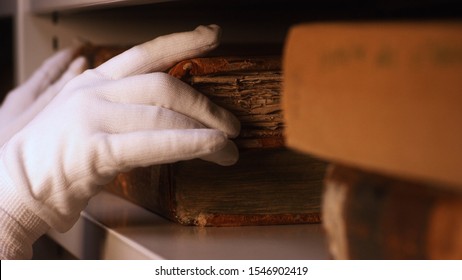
left=168, top=56, right=284, bottom=149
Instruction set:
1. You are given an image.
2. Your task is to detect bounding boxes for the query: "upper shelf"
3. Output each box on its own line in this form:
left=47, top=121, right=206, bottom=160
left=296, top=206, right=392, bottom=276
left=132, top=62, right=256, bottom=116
left=30, top=0, right=178, bottom=14
left=0, top=0, right=15, bottom=16
left=30, top=0, right=462, bottom=17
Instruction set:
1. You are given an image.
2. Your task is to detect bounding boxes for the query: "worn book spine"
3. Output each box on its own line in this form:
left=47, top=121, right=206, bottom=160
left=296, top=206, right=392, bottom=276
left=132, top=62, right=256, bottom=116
left=323, top=164, right=462, bottom=259
left=84, top=48, right=327, bottom=226
left=168, top=55, right=284, bottom=149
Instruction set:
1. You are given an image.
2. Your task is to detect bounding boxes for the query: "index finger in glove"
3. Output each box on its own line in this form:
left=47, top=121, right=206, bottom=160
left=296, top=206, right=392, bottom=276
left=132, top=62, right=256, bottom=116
left=0, top=47, right=78, bottom=122
left=97, top=72, right=240, bottom=138
left=94, top=24, right=221, bottom=80
left=13, top=57, right=88, bottom=128
left=99, top=129, right=237, bottom=169
left=32, top=56, right=88, bottom=114
left=24, top=47, right=78, bottom=97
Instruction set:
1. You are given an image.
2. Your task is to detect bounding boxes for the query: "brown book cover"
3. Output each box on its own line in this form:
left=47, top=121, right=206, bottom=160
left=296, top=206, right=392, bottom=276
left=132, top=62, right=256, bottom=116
left=80, top=46, right=327, bottom=226
left=323, top=164, right=462, bottom=259
left=283, top=21, right=462, bottom=188
left=109, top=149, right=325, bottom=226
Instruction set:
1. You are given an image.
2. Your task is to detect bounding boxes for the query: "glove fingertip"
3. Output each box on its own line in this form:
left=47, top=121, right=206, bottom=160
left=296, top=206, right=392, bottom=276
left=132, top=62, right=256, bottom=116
left=200, top=139, right=239, bottom=166
left=226, top=115, right=241, bottom=139
left=194, top=24, right=222, bottom=51
left=69, top=56, right=88, bottom=74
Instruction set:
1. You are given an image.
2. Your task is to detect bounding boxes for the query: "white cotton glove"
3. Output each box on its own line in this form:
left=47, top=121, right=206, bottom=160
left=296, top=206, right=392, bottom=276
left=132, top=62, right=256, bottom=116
left=0, top=48, right=87, bottom=145
left=0, top=24, right=240, bottom=259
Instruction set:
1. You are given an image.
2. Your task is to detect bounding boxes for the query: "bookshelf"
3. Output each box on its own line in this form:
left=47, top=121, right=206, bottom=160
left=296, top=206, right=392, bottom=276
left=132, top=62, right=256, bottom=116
left=13, top=0, right=460, bottom=260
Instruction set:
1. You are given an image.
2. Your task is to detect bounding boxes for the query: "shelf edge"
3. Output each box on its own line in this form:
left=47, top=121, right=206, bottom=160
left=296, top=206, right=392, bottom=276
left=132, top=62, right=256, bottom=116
left=30, top=0, right=178, bottom=14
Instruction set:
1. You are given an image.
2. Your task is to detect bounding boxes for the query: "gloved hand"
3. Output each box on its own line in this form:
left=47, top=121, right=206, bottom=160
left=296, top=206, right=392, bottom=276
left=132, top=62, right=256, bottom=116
left=0, top=48, right=87, bottom=145
left=0, top=24, right=240, bottom=259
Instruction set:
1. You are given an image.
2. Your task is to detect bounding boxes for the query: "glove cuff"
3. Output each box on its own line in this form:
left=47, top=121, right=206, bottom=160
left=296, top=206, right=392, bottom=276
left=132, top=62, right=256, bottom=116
left=0, top=173, right=50, bottom=259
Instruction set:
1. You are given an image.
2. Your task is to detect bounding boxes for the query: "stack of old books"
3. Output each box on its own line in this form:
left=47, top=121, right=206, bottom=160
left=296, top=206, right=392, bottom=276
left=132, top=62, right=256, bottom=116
left=283, top=21, right=462, bottom=259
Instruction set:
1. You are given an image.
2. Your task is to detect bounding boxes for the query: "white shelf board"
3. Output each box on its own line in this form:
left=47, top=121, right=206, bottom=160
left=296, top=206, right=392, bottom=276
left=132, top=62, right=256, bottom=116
left=30, top=0, right=178, bottom=13
left=47, top=190, right=330, bottom=260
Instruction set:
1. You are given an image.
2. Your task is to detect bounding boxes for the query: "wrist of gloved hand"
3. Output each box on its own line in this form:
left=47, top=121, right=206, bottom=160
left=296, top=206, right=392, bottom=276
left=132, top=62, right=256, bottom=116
left=0, top=170, right=49, bottom=260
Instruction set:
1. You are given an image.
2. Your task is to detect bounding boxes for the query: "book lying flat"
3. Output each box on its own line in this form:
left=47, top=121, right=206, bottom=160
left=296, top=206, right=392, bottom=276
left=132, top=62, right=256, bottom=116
left=108, top=148, right=325, bottom=226
left=80, top=45, right=327, bottom=226
left=323, top=164, right=462, bottom=260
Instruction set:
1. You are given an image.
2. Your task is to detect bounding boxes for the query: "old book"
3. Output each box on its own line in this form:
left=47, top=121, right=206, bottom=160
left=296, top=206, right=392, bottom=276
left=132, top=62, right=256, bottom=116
left=323, top=164, right=462, bottom=259
left=283, top=21, right=462, bottom=188
left=109, top=149, right=325, bottom=226
left=81, top=46, right=327, bottom=226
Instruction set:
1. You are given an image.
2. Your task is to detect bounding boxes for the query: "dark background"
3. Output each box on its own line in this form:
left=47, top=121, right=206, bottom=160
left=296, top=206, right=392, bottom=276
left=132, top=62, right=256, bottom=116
left=0, top=17, right=14, bottom=103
